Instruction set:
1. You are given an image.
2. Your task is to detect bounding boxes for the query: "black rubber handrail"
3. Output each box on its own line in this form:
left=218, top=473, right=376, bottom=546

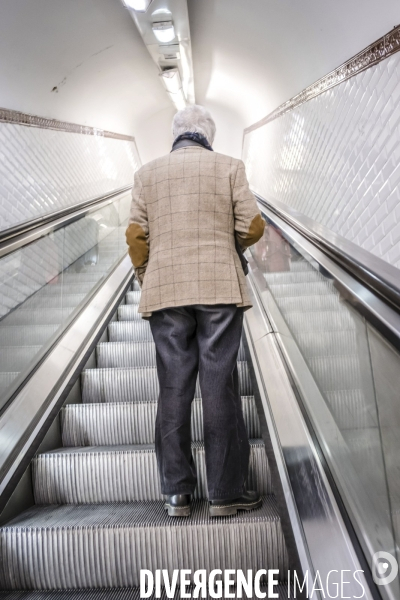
left=0, top=185, right=132, bottom=252
left=256, top=194, right=400, bottom=313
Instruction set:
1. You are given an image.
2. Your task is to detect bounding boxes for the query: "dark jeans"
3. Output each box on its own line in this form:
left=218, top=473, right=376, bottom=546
left=149, top=304, right=250, bottom=501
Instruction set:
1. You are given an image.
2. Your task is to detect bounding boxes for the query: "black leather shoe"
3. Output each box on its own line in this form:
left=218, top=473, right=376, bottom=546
left=209, top=490, right=262, bottom=517
left=164, top=494, right=191, bottom=517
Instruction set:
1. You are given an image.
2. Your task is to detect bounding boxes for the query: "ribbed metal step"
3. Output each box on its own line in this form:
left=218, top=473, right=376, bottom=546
left=287, top=261, right=315, bottom=272
left=22, top=294, right=87, bottom=310
left=0, top=347, right=41, bottom=372
left=2, top=308, right=74, bottom=326
left=326, top=389, right=378, bottom=429
left=268, top=281, right=333, bottom=298
left=108, top=321, right=153, bottom=342
left=37, top=283, right=97, bottom=296
left=0, top=585, right=289, bottom=600
left=61, top=396, right=260, bottom=446
left=81, top=363, right=252, bottom=403
left=307, top=355, right=361, bottom=391
left=0, top=498, right=287, bottom=589
left=132, top=280, right=140, bottom=292
left=285, top=310, right=355, bottom=333
left=117, top=305, right=140, bottom=321
left=0, top=325, right=59, bottom=346
left=61, top=272, right=107, bottom=283
left=96, top=340, right=247, bottom=368
left=33, top=440, right=270, bottom=504
left=264, top=270, right=324, bottom=284
left=125, top=291, right=141, bottom=304
left=295, top=330, right=358, bottom=358
left=0, top=372, right=19, bottom=396
left=277, top=294, right=343, bottom=314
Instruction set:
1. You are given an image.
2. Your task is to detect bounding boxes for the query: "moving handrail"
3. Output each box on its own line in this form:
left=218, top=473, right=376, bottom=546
left=0, top=185, right=132, bottom=259
left=256, top=194, right=400, bottom=312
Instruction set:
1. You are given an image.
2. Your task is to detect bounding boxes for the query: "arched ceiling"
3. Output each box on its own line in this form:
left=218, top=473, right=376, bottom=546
left=188, top=0, right=400, bottom=157
left=1, top=0, right=399, bottom=162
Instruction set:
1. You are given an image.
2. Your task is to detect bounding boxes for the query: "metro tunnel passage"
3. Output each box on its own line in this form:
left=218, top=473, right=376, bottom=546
left=1, top=1, right=400, bottom=599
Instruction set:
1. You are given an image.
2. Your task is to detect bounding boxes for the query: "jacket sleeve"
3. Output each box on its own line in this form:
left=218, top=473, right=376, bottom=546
left=125, top=170, right=149, bottom=285
left=232, top=160, right=265, bottom=249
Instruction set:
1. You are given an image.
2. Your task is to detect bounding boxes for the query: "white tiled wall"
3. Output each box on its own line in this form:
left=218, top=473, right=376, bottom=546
left=243, top=52, right=400, bottom=269
left=0, top=123, right=140, bottom=231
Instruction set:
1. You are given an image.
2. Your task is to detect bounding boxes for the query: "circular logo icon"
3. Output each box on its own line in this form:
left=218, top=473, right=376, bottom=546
left=372, top=551, right=399, bottom=586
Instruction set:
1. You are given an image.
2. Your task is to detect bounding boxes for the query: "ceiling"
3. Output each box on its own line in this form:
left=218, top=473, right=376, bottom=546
left=0, top=0, right=399, bottom=162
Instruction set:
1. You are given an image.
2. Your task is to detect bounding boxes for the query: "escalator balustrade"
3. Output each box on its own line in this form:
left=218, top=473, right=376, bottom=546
left=0, top=279, right=289, bottom=593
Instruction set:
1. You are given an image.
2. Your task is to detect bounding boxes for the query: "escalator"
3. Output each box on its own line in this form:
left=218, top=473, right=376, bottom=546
left=0, top=189, right=400, bottom=599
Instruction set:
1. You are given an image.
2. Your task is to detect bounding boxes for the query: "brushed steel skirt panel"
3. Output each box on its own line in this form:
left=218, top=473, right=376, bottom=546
left=61, top=397, right=260, bottom=447
left=0, top=498, right=287, bottom=590
left=32, top=440, right=270, bottom=504
left=81, top=363, right=252, bottom=404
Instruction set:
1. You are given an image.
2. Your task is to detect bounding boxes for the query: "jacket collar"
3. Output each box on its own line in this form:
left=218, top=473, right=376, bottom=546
left=170, top=139, right=207, bottom=152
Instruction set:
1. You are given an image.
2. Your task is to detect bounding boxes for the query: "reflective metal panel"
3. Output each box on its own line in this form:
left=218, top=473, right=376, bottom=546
left=249, top=220, right=400, bottom=599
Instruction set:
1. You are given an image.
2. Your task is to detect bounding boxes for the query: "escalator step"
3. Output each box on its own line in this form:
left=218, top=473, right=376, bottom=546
left=132, top=280, right=140, bottom=292
left=268, top=281, right=333, bottom=298
left=284, top=310, right=355, bottom=333
left=0, top=347, right=41, bottom=372
left=61, top=396, right=260, bottom=446
left=0, top=325, right=59, bottom=346
left=1, top=308, right=74, bottom=326
left=108, top=321, right=152, bottom=342
left=36, top=283, right=97, bottom=296
left=264, top=270, right=325, bottom=284
left=0, top=372, right=19, bottom=397
left=295, top=330, right=358, bottom=357
left=307, top=355, right=362, bottom=390
left=33, top=440, right=270, bottom=504
left=287, top=261, right=315, bottom=272
left=0, top=585, right=289, bottom=599
left=81, top=363, right=252, bottom=403
left=0, top=498, right=287, bottom=590
left=326, top=389, right=378, bottom=430
left=21, top=294, right=87, bottom=310
left=277, top=294, right=344, bottom=313
left=125, top=291, right=140, bottom=304
left=96, top=340, right=246, bottom=368
left=117, top=305, right=140, bottom=321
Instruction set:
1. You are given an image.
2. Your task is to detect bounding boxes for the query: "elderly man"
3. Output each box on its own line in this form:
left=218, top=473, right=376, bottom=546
left=126, top=105, right=265, bottom=517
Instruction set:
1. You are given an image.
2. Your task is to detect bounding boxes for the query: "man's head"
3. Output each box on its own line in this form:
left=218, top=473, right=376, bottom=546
left=172, top=105, right=216, bottom=146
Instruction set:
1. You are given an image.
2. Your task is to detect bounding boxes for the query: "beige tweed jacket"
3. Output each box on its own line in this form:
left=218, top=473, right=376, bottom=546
left=126, top=146, right=265, bottom=317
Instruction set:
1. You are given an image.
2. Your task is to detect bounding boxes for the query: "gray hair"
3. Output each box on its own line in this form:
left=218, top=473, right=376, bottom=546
left=172, top=104, right=216, bottom=145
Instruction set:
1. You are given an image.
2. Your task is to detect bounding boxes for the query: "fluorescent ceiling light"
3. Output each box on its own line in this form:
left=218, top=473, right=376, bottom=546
left=160, top=69, right=187, bottom=110
left=152, top=21, right=176, bottom=43
left=122, top=0, right=154, bottom=12
left=160, top=69, right=182, bottom=94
